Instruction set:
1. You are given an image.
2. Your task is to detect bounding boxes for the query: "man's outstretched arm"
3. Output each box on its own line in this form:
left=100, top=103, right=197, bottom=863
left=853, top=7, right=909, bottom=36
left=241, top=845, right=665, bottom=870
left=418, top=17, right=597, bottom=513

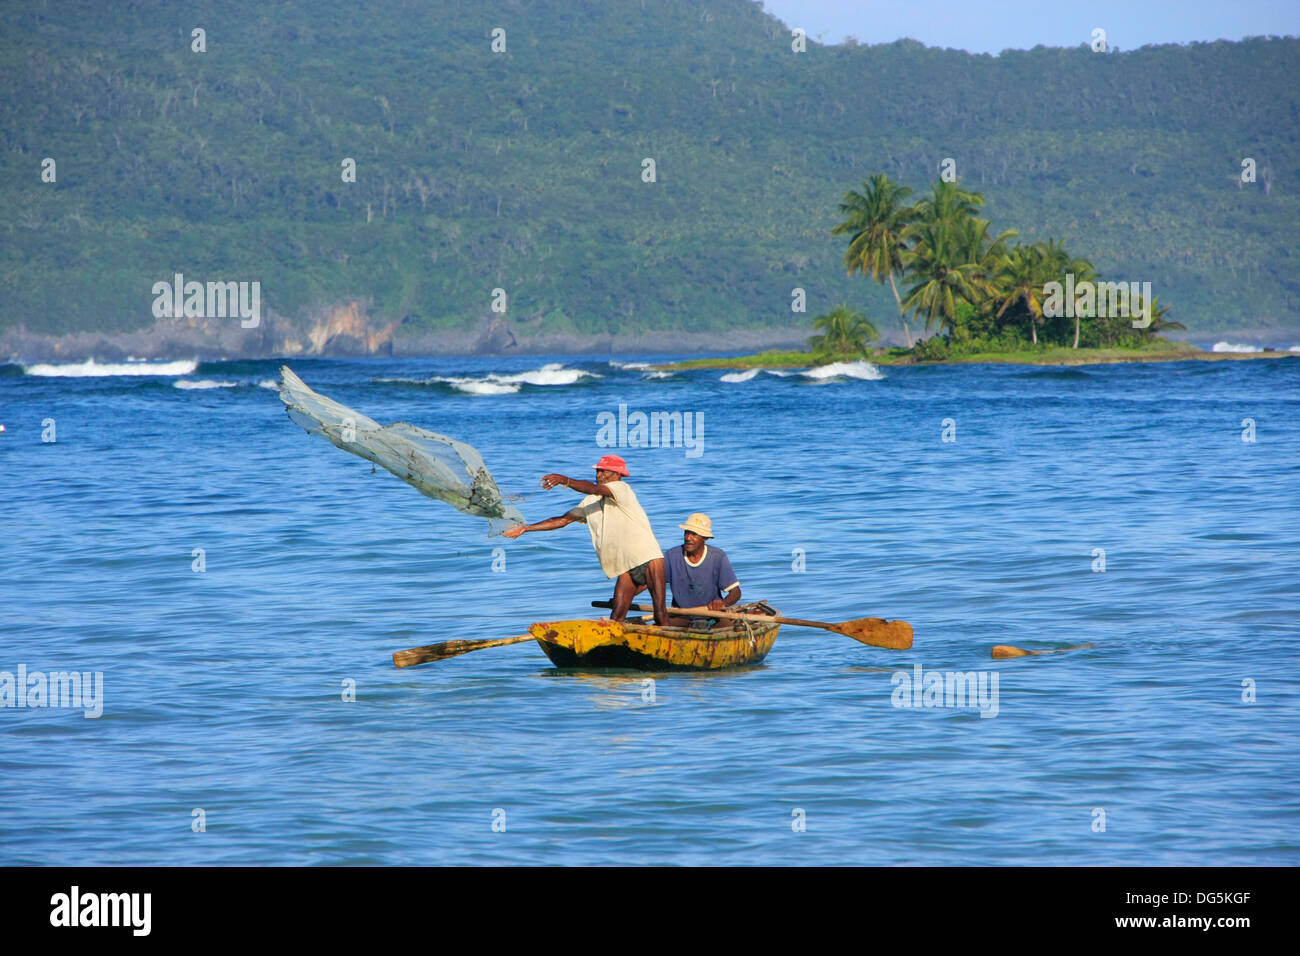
left=542, top=474, right=613, bottom=498
left=503, top=513, right=578, bottom=538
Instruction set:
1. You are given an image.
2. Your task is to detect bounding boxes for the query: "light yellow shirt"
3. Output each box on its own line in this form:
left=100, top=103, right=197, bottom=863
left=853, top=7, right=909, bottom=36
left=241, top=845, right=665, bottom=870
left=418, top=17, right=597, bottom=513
left=565, top=480, right=663, bottom=578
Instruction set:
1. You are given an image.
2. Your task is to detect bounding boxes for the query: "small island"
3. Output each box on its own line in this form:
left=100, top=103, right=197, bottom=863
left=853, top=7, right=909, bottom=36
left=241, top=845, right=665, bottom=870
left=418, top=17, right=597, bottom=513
left=662, top=340, right=1297, bottom=370
left=663, top=175, right=1297, bottom=370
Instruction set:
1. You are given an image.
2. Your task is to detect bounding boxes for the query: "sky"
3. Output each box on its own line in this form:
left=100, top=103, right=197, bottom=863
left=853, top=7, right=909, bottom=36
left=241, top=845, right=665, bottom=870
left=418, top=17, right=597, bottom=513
left=758, top=0, right=1300, bottom=53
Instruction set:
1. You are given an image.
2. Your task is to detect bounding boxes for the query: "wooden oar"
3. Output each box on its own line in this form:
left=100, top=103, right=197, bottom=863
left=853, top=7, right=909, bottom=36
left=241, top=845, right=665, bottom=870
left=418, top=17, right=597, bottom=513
left=393, top=633, right=534, bottom=668
left=595, top=601, right=913, bottom=650
left=991, top=642, right=1095, bottom=659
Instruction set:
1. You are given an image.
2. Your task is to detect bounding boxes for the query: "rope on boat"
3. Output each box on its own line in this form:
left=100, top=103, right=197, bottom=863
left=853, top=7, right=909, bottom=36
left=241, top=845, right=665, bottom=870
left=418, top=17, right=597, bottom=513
left=733, top=600, right=778, bottom=650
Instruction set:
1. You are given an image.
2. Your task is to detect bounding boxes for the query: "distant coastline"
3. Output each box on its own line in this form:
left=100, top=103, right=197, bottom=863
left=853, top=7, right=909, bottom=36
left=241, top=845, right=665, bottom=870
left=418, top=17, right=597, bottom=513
left=661, top=342, right=1300, bottom=370
left=2, top=305, right=1295, bottom=366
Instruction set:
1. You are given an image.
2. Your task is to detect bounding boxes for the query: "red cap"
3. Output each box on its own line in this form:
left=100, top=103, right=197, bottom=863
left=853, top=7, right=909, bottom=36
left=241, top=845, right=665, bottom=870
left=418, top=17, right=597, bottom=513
left=593, top=454, right=629, bottom=476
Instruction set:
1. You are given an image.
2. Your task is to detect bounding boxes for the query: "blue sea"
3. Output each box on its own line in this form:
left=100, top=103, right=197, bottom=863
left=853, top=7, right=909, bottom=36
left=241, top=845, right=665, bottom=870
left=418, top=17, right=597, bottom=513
left=1, top=353, right=1297, bottom=865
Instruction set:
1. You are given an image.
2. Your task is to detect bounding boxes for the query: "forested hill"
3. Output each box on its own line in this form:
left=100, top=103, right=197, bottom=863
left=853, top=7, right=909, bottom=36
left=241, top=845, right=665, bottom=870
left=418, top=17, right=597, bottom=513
left=2, top=0, right=1296, bottom=346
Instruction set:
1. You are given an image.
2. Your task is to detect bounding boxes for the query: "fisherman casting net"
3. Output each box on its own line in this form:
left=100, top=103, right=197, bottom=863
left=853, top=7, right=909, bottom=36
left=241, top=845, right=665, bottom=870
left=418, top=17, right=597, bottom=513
left=278, top=366, right=527, bottom=535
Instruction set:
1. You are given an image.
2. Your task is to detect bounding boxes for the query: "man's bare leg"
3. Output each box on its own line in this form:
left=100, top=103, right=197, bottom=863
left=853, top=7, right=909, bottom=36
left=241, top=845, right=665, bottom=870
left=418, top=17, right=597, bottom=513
left=610, top=572, right=643, bottom=622
left=644, top=558, right=669, bottom=626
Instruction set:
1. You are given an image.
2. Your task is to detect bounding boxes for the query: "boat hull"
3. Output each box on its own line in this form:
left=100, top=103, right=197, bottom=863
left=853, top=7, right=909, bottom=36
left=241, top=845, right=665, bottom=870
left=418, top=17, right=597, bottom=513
left=529, top=617, right=780, bottom=671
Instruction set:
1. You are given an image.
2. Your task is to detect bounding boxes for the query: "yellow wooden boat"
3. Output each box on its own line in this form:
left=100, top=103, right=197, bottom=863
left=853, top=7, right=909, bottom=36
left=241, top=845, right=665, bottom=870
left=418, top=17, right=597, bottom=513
left=529, top=613, right=780, bottom=671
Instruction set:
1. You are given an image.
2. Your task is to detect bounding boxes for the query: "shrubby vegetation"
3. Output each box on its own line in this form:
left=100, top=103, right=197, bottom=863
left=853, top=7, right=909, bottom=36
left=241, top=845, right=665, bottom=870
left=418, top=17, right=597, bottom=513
left=0, top=0, right=1294, bottom=338
left=831, top=176, right=1185, bottom=359
left=807, top=304, right=877, bottom=360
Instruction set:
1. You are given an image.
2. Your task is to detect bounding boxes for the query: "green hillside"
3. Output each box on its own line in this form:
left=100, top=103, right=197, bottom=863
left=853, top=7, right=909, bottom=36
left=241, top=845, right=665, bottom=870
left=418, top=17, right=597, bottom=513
left=1, top=0, right=1296, bottom=343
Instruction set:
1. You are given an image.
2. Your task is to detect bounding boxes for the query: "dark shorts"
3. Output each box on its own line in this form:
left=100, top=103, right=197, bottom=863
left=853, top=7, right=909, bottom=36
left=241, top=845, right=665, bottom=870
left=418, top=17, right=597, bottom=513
left=626, top=561, right=650, bottom=587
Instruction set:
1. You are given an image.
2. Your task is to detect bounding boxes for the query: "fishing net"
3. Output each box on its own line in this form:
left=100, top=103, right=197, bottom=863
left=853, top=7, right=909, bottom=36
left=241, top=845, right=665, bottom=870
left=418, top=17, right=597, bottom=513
left=278, top=366, right=527, bottom=535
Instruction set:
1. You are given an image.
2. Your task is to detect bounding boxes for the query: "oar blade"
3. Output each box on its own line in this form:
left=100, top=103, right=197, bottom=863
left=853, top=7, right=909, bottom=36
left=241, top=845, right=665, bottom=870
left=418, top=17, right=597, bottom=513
left=393, top=634, right=533, bottom=668
left=831, top=617, right=913, bottom=650
left=393, top=641, right=467, bottom=667
left=991, top=642, right=1095, bottom=660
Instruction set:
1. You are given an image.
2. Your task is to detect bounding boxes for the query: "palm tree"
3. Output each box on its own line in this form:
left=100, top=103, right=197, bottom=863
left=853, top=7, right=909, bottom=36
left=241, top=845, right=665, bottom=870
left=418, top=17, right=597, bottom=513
left=954, top=215, right=1017, bottom=287
left=1137, top=294, right=1185, bottom=335
left=1066, top=255, right=1097, bottom=348
left=993, top=245, right=1044, bottom=343
left=993, top=241, right=1067, bottom=345
left=902, top=205, right=1014, bottom=337
left=911, top=181, right=985, bottom=238
left=808, top=304, right=878, bottom=359
left=900, top=223, right=985, bottom=335
left=832, top=174, right=916, bottom=346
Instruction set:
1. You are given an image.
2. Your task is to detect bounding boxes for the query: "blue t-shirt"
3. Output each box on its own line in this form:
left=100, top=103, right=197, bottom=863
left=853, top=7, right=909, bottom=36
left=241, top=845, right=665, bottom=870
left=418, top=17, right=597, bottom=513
left=664, top=544, right=740, bottom=609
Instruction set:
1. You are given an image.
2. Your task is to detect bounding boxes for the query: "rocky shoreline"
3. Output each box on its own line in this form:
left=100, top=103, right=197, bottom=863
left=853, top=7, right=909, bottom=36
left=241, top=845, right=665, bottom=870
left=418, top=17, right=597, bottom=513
left=0, top=301, right=807, bottom=363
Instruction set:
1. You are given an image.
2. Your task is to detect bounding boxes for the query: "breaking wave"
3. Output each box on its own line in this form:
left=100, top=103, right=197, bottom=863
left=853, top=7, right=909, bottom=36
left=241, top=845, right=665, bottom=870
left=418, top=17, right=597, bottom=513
left=721, top=362, right=884, bottom=383
left=490, top=364, right=598, bottom=386
left=1211, top=342, right=1262, bottom=353
left=442, top=379, right=521, bottom=395
left=23, top=358, right=199, bottom=377
left=801, top=361, right=885, bottom=381
left=609, top=360, right=677, bottom=379
left=380, top=363, right=600, bottom=395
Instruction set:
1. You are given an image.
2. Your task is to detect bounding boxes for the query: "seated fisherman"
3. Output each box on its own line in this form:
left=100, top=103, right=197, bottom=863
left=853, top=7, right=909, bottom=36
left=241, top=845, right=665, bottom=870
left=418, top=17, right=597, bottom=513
left=663, top=513, right=741, bottom=625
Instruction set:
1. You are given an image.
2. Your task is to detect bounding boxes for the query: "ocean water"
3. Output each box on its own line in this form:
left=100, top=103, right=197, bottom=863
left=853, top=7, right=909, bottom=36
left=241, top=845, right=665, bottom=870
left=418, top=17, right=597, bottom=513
left=1, top=354, right=1297, bottom=865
